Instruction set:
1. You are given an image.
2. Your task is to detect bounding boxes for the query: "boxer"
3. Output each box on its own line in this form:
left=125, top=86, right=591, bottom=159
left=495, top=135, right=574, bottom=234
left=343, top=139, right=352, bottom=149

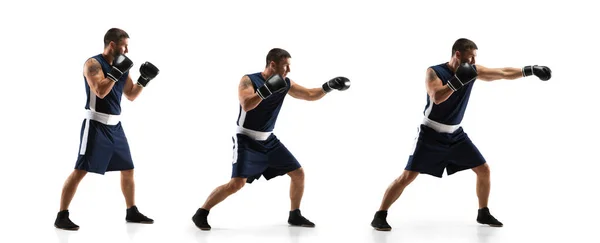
left=54, top=28, right=159, bottom=230
left=192, top=48, right=350, bottom=230
left=371, top=38, right=551, bottom=231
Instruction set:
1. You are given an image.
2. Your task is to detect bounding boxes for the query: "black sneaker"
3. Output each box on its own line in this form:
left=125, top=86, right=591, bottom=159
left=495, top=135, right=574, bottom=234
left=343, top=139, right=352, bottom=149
left=477, top=207, right=503, bottom=227
left=192, top=208, right=211, bottom=230
left=54, top=210, right=80, bottom=231
left=371, top=210, right=392, bottom=231
left=288, top=209, right=315, bottom=227
left=126, top=206, right=154, bottom=224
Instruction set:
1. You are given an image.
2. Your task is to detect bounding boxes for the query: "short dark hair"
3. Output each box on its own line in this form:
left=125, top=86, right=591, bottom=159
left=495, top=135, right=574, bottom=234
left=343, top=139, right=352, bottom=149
left=104, top=28, right=129, bottom=48
left=451, top=38, right=478, bottom=56
left=266, top=48, right=291, bottom=67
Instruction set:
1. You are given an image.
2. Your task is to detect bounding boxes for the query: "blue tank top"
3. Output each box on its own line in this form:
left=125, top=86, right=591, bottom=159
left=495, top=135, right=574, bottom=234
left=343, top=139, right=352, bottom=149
left=84, top=54, right=129, bottom=115
left=422, top=62, right=477, bottom=125
left=236, top=72, right=291, bottom=132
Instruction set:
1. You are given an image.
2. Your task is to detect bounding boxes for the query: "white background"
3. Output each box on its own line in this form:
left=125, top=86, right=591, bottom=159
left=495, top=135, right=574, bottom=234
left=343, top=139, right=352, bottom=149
left=1, top=0, right=598, bottom=242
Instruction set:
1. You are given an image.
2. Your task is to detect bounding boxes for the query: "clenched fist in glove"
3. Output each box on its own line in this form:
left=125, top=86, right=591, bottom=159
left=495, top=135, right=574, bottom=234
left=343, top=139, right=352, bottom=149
left=322, top=76, right=351, bottom=93
left=256, top=74, right=287, bottom=99
left=136, top=62, right=160, bottom=87
left=523, top=65, right=551, bottom=81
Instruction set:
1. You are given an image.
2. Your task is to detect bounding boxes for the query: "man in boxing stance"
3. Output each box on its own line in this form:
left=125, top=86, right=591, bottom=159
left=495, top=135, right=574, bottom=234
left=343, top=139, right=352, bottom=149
left=371, top=38, right=552, bottom=231
left=192, top=48, right=351, bottom=230
left=54, top=28, right=160, bottom=230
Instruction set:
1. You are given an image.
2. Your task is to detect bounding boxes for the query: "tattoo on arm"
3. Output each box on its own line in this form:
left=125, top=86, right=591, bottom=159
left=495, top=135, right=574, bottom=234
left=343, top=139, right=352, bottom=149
left=86, top=59, right=101, bottom=76
left=427, top=69, right=437, bottom=82
left=240, top=77, right=252, bottom=89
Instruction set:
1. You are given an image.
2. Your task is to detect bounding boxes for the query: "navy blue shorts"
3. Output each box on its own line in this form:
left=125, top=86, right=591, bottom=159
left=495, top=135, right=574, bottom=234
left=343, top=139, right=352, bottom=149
left=231, top=133, right=301, bottom=184
left=74, top=119, right=134, bottom=175
left=405, top=124, right=486, bottom=178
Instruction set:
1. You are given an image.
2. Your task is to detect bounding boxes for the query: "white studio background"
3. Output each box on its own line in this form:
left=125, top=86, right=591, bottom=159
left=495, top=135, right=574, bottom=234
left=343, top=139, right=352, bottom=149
left=0, top=0, right=598, bottom=243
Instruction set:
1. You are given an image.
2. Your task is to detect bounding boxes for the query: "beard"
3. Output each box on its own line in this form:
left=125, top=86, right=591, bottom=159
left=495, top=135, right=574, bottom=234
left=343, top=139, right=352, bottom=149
left=112, top=49, right=121, bottom=58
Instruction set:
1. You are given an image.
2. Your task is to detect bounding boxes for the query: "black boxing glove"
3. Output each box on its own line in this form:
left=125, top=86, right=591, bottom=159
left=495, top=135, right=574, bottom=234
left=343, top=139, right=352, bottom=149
left=523, top=65, right=551, bottom=81
left=256, top=74, right=287, bottom=99
left=107, top=54, right=134, bottom=82
left=322, top=76, right=351, bottom=93
left=137, top=62, right=160, bottom=87
left=447, top=62, right=478, bottom=91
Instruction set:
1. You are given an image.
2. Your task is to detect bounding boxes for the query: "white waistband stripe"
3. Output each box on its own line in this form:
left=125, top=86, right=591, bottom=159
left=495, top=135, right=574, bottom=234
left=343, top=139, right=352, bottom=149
left=236, top=127, right=272, bottom=141
left=422, top=117, right=461, bottom=133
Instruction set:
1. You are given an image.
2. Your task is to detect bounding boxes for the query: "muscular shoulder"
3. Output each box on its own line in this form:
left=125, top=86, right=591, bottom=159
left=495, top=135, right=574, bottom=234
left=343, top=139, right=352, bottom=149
left=84, top=57, right=102, bottom=76
left=426, top=67, right=440, bottom=82
left=239, top=75, right=254, bottom=90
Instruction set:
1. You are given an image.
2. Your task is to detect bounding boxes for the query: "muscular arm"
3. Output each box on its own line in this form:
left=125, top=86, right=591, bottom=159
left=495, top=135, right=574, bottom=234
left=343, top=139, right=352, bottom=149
left=239, top=75, right=262, bottom=112
left=475, top=65, right=523, bottom=81
left=84, top=58, right=116, bottom=99
left=287, top=80, right=326, bottom=101
left=123, top=74, right=144, bottom=101
left=426, top=68, right=454, bottom=105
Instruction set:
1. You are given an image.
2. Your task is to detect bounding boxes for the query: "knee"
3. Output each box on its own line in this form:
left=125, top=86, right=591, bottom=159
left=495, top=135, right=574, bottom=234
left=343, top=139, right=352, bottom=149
left=288, top=167, right=305, bottom=182
left=70, top=169, right=87, bottom=181
left=474, top=163, right=491, bottom=177
left=396, top=170, right=418, bottom=186
left=228, top=178, right=246, bottom=192
left=120, top=170, right=135, bottom=182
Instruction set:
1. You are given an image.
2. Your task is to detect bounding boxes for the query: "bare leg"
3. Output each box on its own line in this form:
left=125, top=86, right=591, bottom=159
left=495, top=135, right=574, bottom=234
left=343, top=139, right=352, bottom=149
left=120, top=169, right=135, bottom=208
left=371, top=170, right=419, bottom=231
left=201, top=177, right=246, bottom=210
left=193, top=178, right=247, bottom=230
left=121, top=169, right=153, bottom=223
left=378, top=170, right=419, bottom=211
left=472, top=163, right=503, bottom=227
left=472, top=163, right=490, bottom=209
left=59, top=169, right=88, bottom=211
left=287, top=167, right=305, bottom=210
left=55, top=169, right=87, bottom=230
left=286, top=167, right=314, bottom=227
